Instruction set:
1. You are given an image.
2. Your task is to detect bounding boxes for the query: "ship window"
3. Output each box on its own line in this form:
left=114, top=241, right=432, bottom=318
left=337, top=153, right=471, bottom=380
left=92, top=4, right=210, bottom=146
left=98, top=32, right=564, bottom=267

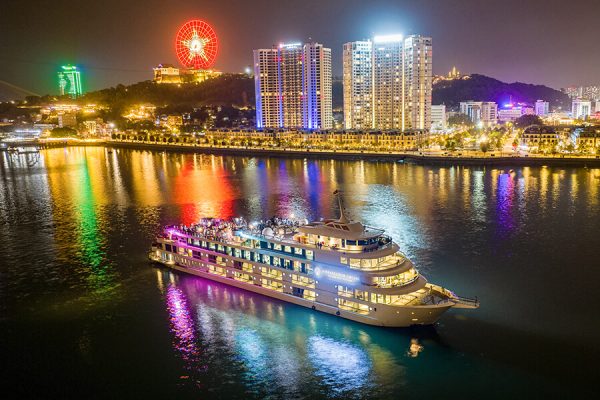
left=262, top=255, right=271, bottom=264
left=347, top=240, right=356, bottom=245
left=349, top=258, right=361, bottom=268
left=340, top=257, right=348, bottom=264
left=304, top=263, right=312, bottom=274
left=284, top=246, right=292, bottom=253
left=294, top=247, right=303, bottom=255
left=274, top=243, right=282, bottom=251
left=234, top=249, right=242, bottom=258
left=306, top=250, right=314, bottom=260
left=273, top=257, right=281, bottom=266
left=244, top=251, right=251, bottom=260
left=293, top=261, right=302, bottom=272
left=253, top=252, right=260, bottom=262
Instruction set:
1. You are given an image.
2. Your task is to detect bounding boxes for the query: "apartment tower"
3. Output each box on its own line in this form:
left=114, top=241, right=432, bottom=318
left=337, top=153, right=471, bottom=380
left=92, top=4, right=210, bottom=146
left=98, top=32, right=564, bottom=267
left=253, top=42, right=332, bottom=130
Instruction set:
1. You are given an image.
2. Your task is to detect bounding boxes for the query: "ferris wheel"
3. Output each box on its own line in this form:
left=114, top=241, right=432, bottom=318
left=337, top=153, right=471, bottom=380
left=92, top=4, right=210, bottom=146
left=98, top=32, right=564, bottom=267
left=175, top=20, right=218, bottom=70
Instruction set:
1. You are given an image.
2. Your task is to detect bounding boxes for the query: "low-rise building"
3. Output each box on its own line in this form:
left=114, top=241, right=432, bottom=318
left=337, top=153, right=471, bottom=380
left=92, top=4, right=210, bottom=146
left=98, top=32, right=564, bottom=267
left=520, top=126, right=559, bottom=149
left=431, top=105, right=447, bottom=131
left=574, top=127, right=600, bottom=152
left=535, top=100, right=549, bottom=117
left=57, top=112, right=77, bottom=128
left=572, top=99, right=592, bottom=119
left=202, top=129, right=427, bottom=150
left=459, top=101, right=497, bottom=127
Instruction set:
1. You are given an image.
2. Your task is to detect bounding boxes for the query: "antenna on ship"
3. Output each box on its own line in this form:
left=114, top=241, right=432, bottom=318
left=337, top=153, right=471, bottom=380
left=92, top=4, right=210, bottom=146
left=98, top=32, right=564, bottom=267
left=333, top=190, right=349, bottom=223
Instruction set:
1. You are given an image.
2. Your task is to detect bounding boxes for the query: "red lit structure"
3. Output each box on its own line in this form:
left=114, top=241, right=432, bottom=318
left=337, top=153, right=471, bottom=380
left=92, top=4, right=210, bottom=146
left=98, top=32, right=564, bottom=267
left=175, top=20, right=218, bottom=69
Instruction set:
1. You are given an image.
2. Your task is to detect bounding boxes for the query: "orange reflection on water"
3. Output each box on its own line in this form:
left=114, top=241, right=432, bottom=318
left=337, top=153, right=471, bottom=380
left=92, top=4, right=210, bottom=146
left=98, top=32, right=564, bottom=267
left=173, top=155, right=235, bottom=224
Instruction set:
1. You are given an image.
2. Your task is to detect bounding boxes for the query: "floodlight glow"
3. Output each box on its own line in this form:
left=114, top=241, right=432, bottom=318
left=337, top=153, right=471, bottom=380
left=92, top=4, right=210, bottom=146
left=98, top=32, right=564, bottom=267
left=373, top=34, right=403, bottom=43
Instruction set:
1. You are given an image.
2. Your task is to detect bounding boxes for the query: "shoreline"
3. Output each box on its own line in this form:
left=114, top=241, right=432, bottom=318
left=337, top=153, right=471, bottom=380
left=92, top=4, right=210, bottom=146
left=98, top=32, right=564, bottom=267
left=106, top=141, right=600, bottom=167
left=4, top=139, right=600, bottom=167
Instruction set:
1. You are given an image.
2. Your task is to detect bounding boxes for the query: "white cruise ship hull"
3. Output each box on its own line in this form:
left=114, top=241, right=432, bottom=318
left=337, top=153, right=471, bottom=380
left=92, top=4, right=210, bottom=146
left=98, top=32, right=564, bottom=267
left=150, top=254, right=455, bottom=328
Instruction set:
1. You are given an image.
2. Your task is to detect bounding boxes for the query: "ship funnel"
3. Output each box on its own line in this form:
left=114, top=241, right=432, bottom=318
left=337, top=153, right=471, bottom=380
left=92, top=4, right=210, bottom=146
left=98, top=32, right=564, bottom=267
left=333, top=190, right=349, bottom=224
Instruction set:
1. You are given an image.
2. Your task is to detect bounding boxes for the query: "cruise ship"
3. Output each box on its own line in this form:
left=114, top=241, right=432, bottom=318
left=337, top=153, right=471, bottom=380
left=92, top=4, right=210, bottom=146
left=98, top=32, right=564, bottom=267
left=149, top=192, right=478, bottom=327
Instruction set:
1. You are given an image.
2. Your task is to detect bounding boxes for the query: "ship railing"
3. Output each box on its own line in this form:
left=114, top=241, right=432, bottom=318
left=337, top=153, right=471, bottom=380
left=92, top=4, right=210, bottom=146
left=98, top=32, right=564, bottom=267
left=374, top=273, right=419, bottom=288
left=453, top=295, right=480, bottom=307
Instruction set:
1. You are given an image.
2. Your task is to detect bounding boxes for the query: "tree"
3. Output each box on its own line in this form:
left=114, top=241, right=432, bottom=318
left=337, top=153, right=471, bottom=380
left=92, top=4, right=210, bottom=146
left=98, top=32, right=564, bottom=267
left=447, top=113, right=473, bottom=127
left=514, top=114, right=543, bottom=128
left=479, top=141, right=490, bottom=153
left=49, top=127, right=78, bottom=138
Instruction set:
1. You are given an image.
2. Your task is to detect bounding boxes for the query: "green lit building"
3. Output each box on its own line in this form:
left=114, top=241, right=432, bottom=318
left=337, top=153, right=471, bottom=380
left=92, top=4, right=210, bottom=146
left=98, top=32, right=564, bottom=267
left=58, top=65, right=83, bottom=98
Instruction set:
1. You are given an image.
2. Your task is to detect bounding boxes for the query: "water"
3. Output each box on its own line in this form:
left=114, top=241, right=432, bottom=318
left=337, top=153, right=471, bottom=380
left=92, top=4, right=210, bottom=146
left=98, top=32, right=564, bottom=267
left=1, top=147, right=598, bottom=398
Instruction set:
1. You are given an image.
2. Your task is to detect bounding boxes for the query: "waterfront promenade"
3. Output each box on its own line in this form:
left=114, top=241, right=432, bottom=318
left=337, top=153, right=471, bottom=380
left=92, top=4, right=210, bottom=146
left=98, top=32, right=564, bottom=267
left=3, top=138, right=600, bottom=167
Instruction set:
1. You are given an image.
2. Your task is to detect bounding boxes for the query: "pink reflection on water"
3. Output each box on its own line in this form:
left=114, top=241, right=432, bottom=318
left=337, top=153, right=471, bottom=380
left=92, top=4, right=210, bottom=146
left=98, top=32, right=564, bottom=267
left=166, top=285, right=201, bottom=367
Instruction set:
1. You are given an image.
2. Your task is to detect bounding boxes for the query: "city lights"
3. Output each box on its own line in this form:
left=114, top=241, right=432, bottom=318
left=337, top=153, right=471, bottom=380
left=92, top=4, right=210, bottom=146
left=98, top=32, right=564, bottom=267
left=373, top=34, right=404, bottom=43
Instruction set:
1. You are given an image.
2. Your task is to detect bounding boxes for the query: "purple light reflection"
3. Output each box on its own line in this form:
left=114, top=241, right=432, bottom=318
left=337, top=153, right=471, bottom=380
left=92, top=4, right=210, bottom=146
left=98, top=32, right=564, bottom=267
left=166, top=284, right=203, bottom=371
left=495, top=172, right=516, bottom=236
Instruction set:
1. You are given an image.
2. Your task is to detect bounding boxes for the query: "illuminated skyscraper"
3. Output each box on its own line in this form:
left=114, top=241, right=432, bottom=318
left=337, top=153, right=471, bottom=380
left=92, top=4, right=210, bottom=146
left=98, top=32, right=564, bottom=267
left=372, top=35, right=404, bottom=130
left=253, top=42, right=332, bottom=130
left=57, top=65, right=83, bottom=98
left=343, top=34, right=432, bottom=131
left=343, top=41, right=372, bottom=129
left=403, top=35, right=432, bottom=130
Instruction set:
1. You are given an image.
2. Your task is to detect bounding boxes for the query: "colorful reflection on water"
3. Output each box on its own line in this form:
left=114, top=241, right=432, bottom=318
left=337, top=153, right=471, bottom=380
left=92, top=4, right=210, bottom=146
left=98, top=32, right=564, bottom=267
left=1, top=147, right=599, bottom=399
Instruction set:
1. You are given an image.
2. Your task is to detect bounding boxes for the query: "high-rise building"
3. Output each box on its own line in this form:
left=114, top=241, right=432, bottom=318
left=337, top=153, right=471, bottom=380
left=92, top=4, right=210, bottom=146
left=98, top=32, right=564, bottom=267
left=342, top=41, right=372, bottom=129
left=343, top=33, right=432, bottom=131
left=563, top=86, right=600, bottom=101
left=372, top=35, right=404, bottom=130
left=460, top=101, right=498, bottom=127
left=253, top=42, right=332, bottom=130
left=58, top=65, right=82, bottom=98
left=535, top=100, right=549, bottom=117
left=303, top=43, right=332, bottom=130
left=403, top=35, right=433, bottom=130
left=254, top=48, right=282, bottom=128
left=430, top=105, right=447, bottom=130
left=572, top=99, right=592, bottom=119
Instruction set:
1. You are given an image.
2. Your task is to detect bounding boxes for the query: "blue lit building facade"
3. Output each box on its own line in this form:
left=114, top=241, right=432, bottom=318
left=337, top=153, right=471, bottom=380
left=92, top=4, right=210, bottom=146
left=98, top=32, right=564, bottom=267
left=253, top=42, right=332, bottom=130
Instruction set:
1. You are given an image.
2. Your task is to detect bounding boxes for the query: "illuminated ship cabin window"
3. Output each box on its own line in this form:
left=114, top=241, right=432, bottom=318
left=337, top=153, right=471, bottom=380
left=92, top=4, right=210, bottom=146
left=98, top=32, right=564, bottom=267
left=209, top=243, right=216, bottom=250
left=306, top=250, right=314, bottom=260
left=294, top=247, right=303, bottom=255
left=340, top=256, right=348, bottom=264
left=262, top=255, right=271, bottom=264
left=293, top=261, right=302, bottom=272
left=244, top=251, right=251, bottom=260
left=284, top=246, right=292, bottom=253
left=234, top=249, right=242, bottom=258
left=349, top=258, right=361, bottom=268
left=253, top=253, right=260, bottom=262
left=273, top=257, right=281, bottom=267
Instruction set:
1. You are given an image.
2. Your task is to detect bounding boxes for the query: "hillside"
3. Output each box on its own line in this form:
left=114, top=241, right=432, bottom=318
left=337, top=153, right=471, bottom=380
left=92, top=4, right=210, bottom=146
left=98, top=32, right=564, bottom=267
left=10, top=73, right=570, bottom=115
left=78, top=73, right=254, bottom=110
left=432, top=74, right=570, bottom=109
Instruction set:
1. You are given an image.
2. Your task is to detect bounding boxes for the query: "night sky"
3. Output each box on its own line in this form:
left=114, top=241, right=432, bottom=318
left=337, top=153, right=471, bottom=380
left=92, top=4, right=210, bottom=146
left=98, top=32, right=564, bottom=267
left=1, top=0, right=599, bottom=95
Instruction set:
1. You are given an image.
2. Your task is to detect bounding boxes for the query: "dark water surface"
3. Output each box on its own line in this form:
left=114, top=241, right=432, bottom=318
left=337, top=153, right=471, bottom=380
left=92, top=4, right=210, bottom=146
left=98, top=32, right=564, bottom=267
left=1, top=147, right=599, bottom=399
